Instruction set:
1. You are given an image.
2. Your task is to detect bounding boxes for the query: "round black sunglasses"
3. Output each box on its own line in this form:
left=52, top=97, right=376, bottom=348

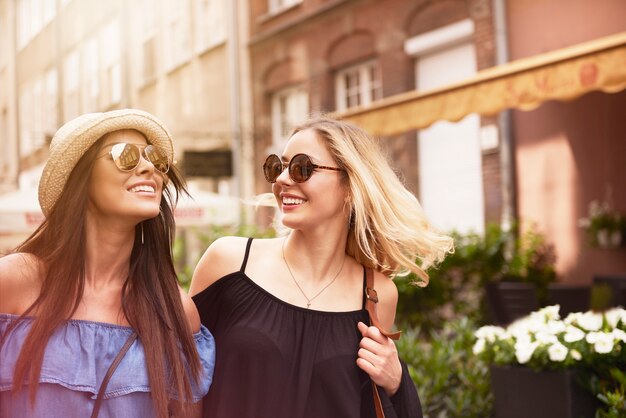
left=263, top=153, right=344, bottom=183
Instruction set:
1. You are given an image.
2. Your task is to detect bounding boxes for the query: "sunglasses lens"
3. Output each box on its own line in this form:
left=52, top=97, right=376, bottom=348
left=110, top=143, right=141, bottom=171
left=263, top=155, right=283, bottom=183
left=144, top=145, right=170, bottom=174
left=290, top=154, right=314, bottom=183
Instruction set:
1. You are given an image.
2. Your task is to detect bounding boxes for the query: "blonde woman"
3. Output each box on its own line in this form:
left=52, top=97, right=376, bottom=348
left=190, top=116, right=453, bottom=418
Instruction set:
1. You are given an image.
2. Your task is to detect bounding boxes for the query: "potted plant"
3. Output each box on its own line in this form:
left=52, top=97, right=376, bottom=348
left=474, top=305, right=626, bottom=418
left=578, top=199, right=626, bottom=249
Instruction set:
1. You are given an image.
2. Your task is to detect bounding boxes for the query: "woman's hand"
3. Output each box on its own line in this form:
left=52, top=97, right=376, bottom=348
left=356, top=321, right=403, bottom=396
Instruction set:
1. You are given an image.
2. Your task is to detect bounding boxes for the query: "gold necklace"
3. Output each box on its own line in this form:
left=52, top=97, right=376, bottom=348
left=281, top=238, right=345, bottom=309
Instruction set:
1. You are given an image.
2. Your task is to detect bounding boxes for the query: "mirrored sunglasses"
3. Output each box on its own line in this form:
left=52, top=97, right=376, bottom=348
left=263, top=153, right=344, bottom=183
left=101, top=143, right=170, bottom=174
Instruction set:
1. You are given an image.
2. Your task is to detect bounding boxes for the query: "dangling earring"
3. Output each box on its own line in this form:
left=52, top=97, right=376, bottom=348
left=141, top=222, right=145, bottom=245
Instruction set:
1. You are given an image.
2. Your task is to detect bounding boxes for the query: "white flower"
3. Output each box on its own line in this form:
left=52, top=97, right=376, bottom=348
left=535, top=331, right=558, bottom=345
left=594, top=332, right=615, bottom=354
left=570, top=349, right=582, bottom=361
left=475, top=325, right=506, bottom=343
left=541, top=305, right=561, bottom=321
left=612, top=328, right=626, bottom=343
left=605, top=308, right=626, bottom=329
left=589, top=200, right=603, bottom=217
left=473, top=338, right=486, bottom=355
left=510, top=315, right=544, bottom=334
left=586, top=332, right=599, bottom=344
left=546, top=320, right=566, bottom=334
left=548, top=342, right=568, bottom=362
left=515, top=340, right=539, bottom=364
left=564, top=312, right=582, bottom=325
left=564, top=326, right=585, bottom=343
left=577, top=312, right=603, bottom=331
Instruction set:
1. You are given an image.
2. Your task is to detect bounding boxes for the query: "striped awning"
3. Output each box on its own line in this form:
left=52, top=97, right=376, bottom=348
left=339, top=31, right=626, bottom=136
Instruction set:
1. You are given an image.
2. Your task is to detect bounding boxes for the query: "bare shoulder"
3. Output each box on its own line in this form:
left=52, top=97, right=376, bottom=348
left=373, top=270, right=399, bottom=331
left=188, top=236, right=251, bottom=297
left=178, top=286, right=201, bottom=333
left=0, top=253, right=44, bottom=314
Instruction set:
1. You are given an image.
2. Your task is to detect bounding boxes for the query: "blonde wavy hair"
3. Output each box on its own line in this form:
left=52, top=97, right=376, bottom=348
left=292, top=116, right=454, bottom=285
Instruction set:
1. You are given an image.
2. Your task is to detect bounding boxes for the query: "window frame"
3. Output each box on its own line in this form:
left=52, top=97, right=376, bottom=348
left=270, top=86, right=309, bottom=147
left=334, top=60, right=382, bottom=112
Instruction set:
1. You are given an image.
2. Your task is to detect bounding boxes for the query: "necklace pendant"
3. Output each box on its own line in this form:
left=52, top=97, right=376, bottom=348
left=307, top=302, right=311, bottom=308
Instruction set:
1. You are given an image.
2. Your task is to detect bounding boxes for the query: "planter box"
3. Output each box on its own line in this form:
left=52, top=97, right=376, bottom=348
left=490, top=365, right=600, bottom=418
left=485, top=282, right=539, bottom=326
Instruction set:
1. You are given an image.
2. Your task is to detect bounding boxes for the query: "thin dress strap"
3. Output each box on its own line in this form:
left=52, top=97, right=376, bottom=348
left=240, top=238, right=254, bottom=273
left=361, top=266, right=368, bottom=309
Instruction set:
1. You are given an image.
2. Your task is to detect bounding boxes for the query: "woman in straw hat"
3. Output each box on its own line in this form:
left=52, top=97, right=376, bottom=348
left=190, top=116, right=453, bottom=418
left=0, top=109, right=215, bottom=418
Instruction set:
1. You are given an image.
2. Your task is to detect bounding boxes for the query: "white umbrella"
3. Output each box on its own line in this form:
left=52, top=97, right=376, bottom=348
left=0, top=188, right=44, bottom=234
left=173, top=186, right=240, bottom=227
left=0, top=185, right=239, bottom=234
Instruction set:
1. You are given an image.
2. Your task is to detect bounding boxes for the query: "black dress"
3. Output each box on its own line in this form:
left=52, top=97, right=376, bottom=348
left=192, top=238, right=422, bottom=418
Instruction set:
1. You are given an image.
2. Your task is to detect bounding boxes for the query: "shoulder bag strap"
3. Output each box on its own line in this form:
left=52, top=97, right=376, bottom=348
left=364, top=268, right=401, bottom=340
left=90, top=332, right=138, bottom=418
left=365, top=268, right=402, bottom=418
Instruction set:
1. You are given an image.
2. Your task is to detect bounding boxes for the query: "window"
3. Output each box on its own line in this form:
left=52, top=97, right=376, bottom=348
left=82, top=37, right=99, bottom=112
left=17, top=0, right=30, bottom=49
left=271, top=86, right=308, bottom=146
left=1, top=109, right=8, bottom=173
left=140, top=0, right=157, bottom=83
left=19, top=82, right=33, bottom=156
left=0, top=10, right=7, bottom=69
left=63, top=50, right=80, bottom=121
left=268, top=0, right=302, bottom=14
left=32, top=77, right=44, bottom=149
left=43, top=68, right=58, bottom=137
left=42, top=0, right=56, bottom=25
left=165, top=0, right=191, bottom=70
left=142, top=37, right=157, bottom=82
left=194, top=0, right=226, bottom=54
left=100, top=20, right=121, bottom=106
left=17, top=0, right=55, bottom=50
left=334, top=61, right=382, bottom=111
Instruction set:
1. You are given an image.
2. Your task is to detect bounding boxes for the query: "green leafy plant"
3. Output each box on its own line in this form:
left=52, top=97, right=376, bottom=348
left=397, top=318, right=493, bottom=418
left=396, top=223, right=557, bottom=330
left=594, top=367, right=626, bottom=418
left=174, top=224, right=276, bottom=289
left=505, top=225, right=557, bottom=304
left=578, top=199, right=626, bottom=248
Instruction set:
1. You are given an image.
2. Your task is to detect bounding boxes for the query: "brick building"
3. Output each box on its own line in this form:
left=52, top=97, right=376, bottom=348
left=248, top=0, right=501, bottom=234
left=246, top=0, right=626, bottom=282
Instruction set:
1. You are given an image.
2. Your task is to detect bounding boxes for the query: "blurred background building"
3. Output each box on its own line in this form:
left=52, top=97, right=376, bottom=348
left=0, top=0, right=625, bottom=283
left=0, top=0, right=252, bottom=260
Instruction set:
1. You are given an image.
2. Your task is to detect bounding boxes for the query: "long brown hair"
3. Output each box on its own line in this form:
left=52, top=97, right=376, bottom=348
left=2, top=134, right=201, bottom=418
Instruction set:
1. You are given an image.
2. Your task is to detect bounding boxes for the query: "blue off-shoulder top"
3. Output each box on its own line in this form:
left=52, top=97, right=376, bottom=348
left=0, top=313, right=215, bottom=418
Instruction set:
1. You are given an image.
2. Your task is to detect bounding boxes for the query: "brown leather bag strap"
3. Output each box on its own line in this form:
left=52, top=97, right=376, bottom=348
left=372, top=380, right=386, bottom=418
left=90, top=332, right=138, bottom=418
left=364, top=268, right=401, bottom=340
left=364, top=268, right=402, bottom=418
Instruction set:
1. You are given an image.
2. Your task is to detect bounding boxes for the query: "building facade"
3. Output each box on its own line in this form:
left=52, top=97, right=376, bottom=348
left=0, top=0, right=252, bottom=253
left=248, top=0, right=502, bottom=234
left=506, top=0, right=626, bottom=282
left=246, top=0, right=626, bottom=282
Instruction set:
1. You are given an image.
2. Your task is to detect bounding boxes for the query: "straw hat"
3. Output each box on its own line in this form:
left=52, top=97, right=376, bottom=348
left=38, top=109, right=174, bottom=216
